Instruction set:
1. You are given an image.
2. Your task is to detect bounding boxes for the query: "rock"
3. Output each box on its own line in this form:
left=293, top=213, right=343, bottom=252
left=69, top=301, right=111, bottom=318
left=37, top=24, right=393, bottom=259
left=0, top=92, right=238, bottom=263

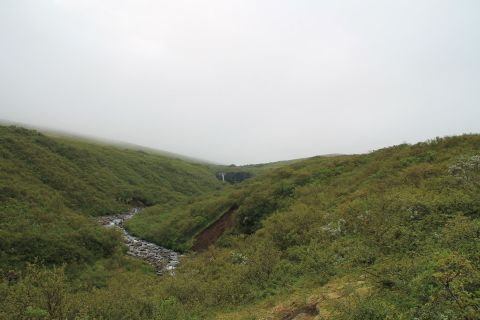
left=292, top=313, right=311, bottom=320
left=96, top=207, right=180, bottom=275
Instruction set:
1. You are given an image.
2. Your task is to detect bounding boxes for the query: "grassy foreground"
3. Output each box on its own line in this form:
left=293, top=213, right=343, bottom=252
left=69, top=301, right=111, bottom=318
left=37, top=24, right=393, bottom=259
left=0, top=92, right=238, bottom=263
left=1, top=127, right=479, bottom=319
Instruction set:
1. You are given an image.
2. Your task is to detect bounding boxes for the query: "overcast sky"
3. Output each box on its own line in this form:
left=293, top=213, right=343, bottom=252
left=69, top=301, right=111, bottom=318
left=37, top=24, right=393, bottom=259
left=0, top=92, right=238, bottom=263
left=1, top=0, right=479, bottom=164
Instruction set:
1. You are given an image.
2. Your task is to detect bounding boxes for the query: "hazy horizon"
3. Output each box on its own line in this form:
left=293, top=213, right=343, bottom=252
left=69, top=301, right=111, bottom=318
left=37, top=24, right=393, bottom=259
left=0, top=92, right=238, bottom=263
left=1, top=0, right=479, bottom=164
left=1, top=117, right=479, bottom=166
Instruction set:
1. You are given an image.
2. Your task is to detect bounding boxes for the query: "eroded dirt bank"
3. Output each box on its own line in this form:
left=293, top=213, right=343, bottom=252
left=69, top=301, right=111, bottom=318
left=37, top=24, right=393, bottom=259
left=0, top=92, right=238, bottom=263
left=192, top=204, right=238, bottom=251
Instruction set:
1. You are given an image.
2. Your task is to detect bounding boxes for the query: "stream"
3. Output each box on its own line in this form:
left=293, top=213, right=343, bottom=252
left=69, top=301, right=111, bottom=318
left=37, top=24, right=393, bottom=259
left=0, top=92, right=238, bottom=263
left=96, top=207, right=180, bottom=275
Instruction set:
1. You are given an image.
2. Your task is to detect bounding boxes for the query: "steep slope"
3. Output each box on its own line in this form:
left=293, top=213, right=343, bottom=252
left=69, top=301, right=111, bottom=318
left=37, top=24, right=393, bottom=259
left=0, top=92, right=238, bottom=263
left=130, top=135, right=480, bottom=252
left=126, top=134, right=479, bottom=319
left=0, top=125, right=222, bottom=268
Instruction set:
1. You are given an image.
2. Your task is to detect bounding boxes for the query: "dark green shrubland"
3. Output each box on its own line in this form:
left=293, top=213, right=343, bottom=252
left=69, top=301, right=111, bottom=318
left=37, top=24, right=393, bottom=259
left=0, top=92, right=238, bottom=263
left=1, top=127, right=479, bottom=319
left=126, top=134, right=480, bottom=318
left=0, top=124, right=221, bottom=269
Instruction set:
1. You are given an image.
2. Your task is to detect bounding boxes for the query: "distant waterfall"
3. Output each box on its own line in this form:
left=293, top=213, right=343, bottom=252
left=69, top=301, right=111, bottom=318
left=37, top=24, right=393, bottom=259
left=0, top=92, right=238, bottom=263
left=216, top=171, right=252, bottom=183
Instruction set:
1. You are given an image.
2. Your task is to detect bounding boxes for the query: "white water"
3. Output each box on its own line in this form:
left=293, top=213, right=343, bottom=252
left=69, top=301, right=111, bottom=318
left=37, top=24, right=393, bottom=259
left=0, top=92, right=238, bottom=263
left=97, top=208, right=180, bottom=275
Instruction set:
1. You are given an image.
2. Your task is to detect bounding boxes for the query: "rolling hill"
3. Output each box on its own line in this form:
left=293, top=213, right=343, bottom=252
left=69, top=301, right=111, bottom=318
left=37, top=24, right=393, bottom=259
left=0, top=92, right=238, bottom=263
left=126, top=134, right=480, bottom=319
left=1, top=127, right=479, bottom=320
left=0, top=125, right=223, bottom=269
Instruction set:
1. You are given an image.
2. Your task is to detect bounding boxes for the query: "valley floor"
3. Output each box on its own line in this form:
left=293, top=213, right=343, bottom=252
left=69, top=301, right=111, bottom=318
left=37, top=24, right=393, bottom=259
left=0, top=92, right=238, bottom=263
left=96, top=207, right=180, bottom=274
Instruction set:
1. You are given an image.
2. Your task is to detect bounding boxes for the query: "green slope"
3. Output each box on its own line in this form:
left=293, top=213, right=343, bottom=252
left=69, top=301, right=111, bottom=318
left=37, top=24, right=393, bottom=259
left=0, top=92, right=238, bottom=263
left=129, top=135, right=480, bottom=254
left=1, top=130, right=479, bottom=320
left=125, top=134, right=479, bottom=319
left=0, top=125, right=222, bottom=268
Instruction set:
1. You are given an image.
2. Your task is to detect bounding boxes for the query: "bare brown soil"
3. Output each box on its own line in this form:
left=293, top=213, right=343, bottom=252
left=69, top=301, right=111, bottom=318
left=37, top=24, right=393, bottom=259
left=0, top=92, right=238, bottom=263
left=192, top=205, right=238, bottom=251
left=275, top=302, right=318, bottom=320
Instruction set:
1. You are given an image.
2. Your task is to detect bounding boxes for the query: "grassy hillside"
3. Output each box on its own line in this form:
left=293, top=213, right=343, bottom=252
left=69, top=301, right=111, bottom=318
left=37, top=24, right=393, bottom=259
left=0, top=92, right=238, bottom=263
left=125, top=134, right=479, bottom=319
left=0, top=125, right=222, bottom=269
left=1, top=132, right=479, bottom=319
left=129, top=135, right=480, bottom=252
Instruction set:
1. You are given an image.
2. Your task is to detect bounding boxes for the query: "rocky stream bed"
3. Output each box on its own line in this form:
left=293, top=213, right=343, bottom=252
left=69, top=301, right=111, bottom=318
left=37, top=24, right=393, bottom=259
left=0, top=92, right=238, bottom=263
left=96, top=208, right=180, bottom=275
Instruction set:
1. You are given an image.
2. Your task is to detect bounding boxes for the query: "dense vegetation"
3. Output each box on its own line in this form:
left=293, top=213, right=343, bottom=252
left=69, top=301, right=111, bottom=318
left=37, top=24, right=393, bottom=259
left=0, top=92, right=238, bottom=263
left=0, top=125, right=222, bottom=269
left=1, top=127, right=479, bottom=319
